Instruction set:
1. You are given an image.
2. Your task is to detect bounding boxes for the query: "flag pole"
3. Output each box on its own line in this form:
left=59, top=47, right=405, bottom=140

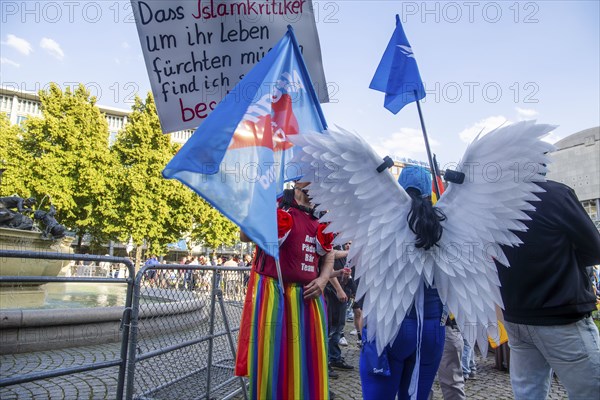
left=414, top=91, right=441, bottom=199
left=287, top=25, right=328, bottom=130
left=266, top=25, right=327, bottom=293
left=433, top=154, right=441, bottom=178
left=275, top=258, right=284, bottom=292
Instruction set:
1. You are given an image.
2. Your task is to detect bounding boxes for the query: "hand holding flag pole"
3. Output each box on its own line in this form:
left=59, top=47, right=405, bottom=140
left=370, top=14, right=440, bottom=199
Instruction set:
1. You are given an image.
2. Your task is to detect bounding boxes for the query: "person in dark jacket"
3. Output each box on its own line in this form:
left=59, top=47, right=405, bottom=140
left=495, top=180, right=600, bottom=400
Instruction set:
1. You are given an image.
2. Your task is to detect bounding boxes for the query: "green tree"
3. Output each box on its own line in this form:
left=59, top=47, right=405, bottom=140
left=188, top=201, right=239, bottom=256
left=0, top=113, right=30, bottom=196
left=111, top=92, right=239, bottom=264
left=16, top=84, right=119, bottom=249
left=111, top=93, right=197, bottom=266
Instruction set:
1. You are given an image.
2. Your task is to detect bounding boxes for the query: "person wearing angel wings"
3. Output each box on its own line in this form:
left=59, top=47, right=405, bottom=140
left=290, top=120, right=559, bottom=399
left=362, top=164, right=448, bottom=399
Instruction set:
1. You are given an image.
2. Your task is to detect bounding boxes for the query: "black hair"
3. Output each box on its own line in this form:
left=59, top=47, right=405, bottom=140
left=280, top=188, right=295, bottom=209
left=405, top=187, right=447, bottom=250
left=279, top=188, right=317, bottom=217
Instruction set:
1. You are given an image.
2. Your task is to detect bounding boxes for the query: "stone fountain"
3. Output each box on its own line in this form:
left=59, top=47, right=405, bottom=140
left=0, top=195, right=206, bottom=355
left=0, top=196, right=72, bottom=308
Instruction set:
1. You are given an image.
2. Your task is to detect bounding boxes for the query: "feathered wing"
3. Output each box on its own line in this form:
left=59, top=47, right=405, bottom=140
left=290, top=121, right=555, bottom=355
left=290, top=127, right=433, bottom=353
left=434, top=120, right=556, bottom=354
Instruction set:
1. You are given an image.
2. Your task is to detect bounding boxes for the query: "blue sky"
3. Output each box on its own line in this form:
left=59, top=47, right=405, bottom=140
left=1, top=1, right=599, bottom=169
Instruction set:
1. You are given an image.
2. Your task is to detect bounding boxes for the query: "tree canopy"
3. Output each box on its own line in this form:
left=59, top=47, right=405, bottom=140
left=189, top=200, right=239, bottom=255
left=110, top=93, right=236, bottom=264
left=0, top=113, right=29, bottom=196
left=1, top=86, right=240, bottom=261
left=11, top=84, right=119, bottom=250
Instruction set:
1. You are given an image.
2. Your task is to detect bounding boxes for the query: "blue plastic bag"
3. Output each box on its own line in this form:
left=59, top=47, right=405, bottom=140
left=361, top=327, right=391, bottom=376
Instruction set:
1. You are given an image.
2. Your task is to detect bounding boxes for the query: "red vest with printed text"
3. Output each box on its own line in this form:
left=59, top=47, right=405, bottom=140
left=257, top=206, right=330, bottom=285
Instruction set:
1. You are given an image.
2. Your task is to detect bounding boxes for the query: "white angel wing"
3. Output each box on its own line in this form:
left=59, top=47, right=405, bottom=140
left=290, top=127, right=435, bottom=353
left=434, top=120, right=556, bottom=353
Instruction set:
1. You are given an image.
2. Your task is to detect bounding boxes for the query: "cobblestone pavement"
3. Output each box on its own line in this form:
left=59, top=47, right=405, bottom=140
left=0, top=298, right=245, bottom=400
left=330, top=328, right=568, bottom=400
left=2, top=319, right=569, bottom=399
left=0, top=343, right=121, bottom=399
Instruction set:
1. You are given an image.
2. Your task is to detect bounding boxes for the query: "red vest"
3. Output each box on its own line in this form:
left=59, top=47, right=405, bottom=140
left=257, top=206, right=330, bottom=284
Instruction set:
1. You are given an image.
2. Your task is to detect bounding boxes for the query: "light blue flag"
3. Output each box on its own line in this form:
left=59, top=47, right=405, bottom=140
left=370, top=14, right=426, bottom=114
left=163, top=28, right=327, bottom=259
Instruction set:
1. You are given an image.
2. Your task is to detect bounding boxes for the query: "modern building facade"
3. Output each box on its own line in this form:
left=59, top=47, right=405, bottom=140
left=0, top=86, right=194, bottom=145
left=547, top=126, right=600, bottom=231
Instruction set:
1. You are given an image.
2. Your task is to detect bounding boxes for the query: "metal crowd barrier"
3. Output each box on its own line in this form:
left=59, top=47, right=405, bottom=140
left=0, top=251, right=135, bottom=400
left=125, top=264, right=250, bottom=400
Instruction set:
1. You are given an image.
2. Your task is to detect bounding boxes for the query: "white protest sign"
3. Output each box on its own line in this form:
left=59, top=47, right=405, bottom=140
left=131, top=0, right=328, bottom=134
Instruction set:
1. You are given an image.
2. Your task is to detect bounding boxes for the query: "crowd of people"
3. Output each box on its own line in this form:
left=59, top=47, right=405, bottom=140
left=141, top=253, right=252, bottom=292
left=68, top=256, right=127, bottom=278
left=70, top=253, right=252, bottom=282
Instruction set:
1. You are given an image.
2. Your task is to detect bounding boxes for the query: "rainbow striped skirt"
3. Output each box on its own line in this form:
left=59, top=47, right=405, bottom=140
left=235, top=272, right=329, bottom=399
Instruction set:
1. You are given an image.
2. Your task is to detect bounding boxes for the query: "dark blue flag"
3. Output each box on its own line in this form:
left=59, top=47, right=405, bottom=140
left=370, top=15, right=426, bottom=114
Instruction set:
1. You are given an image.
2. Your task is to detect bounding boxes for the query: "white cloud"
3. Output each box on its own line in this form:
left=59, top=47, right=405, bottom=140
left=371, top=127, right=440, bottom=161
left=0, top=58, right=20, bottom=67
left=115, top=58, right=121, bottom=65
left=516, top=107, right=539, bottom=120
left=458, top=116, right=508, bottom=143
left=2, top=34, right=32, bottom=55
left=40, top=37, right=64, bottom=60
left=121, top=42, right=130, bottom=49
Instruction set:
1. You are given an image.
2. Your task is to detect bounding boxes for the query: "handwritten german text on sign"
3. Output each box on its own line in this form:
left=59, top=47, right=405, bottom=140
left=131, top=0, right=328, bottom=133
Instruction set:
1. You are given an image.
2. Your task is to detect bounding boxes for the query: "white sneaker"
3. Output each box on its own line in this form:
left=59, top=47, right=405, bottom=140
left=349, top=329, right=358, bottom=335
left=339, top=337, right=348, bottom=346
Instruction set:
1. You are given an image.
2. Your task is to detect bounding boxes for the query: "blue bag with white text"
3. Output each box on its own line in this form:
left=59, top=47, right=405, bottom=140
left=362, top=327, right=391, bottom=376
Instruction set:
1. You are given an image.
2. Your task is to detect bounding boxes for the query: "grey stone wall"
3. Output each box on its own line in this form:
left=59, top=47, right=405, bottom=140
left=547, top=127, right=599, bottom=203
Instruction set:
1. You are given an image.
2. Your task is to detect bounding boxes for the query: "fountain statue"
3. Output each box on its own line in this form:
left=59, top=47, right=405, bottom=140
left=0, top=196, right=36, bottom=230
left=0, top=195, right=73, bottom=308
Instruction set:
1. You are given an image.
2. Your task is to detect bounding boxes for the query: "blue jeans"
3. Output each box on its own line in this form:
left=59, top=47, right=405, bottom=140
left=505, top=317, right=600, bottom=400
left=461, top=338, right=476, bottom=376
left=327, top=294, right=348, bottom=363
